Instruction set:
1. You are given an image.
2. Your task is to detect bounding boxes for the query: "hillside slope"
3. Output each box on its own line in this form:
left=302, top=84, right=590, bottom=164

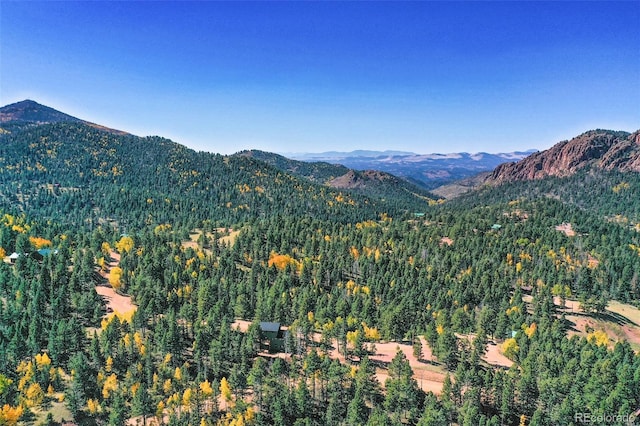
left=0, top=99, right=129, bottom=135
left=0, top=104, right=429, bottom=230
left=0, top=99, right=83, bottom=125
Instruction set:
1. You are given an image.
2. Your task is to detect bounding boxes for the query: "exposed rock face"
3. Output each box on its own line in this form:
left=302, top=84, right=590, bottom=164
left=486, top=130, right=640, bottom=183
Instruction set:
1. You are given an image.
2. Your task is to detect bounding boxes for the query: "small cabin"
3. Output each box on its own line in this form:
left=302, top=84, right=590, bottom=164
left=29, top=251, right=44, bottom=262
left=259, top=322, right=288, bottom=353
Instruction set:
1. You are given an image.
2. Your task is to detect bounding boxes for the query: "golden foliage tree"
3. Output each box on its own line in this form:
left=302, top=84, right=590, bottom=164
left=87, top=398, right=101, bottom=414
left=101, top=241, right=112, bottom=256
left=102, top=373, right=118, bottom=399
left=182, top=388, right=193, bottom=407
left=502, top=338, right=520, bottom=361
left=115, top=236, right=134, bottom=254
left=524, top=323, right=537, bottom=338
left=0, top=404, right=23, bottom=425
left=24, top=382, right=44, bottom=407
left=587, top=330, right=609, bottom=347
left=35, top=352, right=51, bottom=369
left=163, top=379, right=173, bottom=395
left=220, top=377, right=232, bottom=402
left=173, top=367, right=182, bottom=382
left=200, top=380, right=213, bottom=396
left=109, top=266, right=123, bottom=290
left=28, top=236, right=51, bottom=249
left=362, top=324, right=381, bottom=341
left=268, top=252, right=297, bottom=270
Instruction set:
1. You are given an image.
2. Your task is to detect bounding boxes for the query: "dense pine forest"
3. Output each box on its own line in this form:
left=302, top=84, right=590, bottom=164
left=0, top=115, right=639, bottom=425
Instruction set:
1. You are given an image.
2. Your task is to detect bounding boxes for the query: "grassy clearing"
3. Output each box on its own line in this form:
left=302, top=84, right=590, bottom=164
left=522, top=296, right=640, bottom=352
left=183, top=228, right=241, bottom=253
left=607, top=300, right=640, bottom=325
left=32, top=394, right=73, bottom=424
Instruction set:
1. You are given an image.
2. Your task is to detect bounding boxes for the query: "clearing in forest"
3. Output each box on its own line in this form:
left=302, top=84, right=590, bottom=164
left=364, top=338, right=447, bottom=395
left=456, top=333, right=514, bottom=369
left=33, top=398, right=73, bottom=425
left=439, top=237, right=454, bottom=246
left=565, top=300, right=640, bottom=351
left=523, top=295, right=640, bottom=352
left=95, top=251, right=136, bottom=317
left=182, top=227, right=241, bottom=253
left=231, top=319, right=448, bottom=394
left=555, top=222, right=576, bottom=237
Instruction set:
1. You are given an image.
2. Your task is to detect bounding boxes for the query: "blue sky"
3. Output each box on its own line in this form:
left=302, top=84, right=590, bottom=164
left=1, top=1, right=639, bottom=155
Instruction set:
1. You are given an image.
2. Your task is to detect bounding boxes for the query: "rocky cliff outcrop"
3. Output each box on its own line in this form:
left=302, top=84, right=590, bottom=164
left=486, top=130, right=640, bottom=183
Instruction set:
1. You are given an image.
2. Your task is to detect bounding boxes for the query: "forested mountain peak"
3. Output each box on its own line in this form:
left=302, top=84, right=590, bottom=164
left=234, top=149, right=350, bottom=183
left=0, top=99, right=129, bottom=135
left=0, top=100, right=82, bottom=125
left=486, top=129, right=640, bottom=183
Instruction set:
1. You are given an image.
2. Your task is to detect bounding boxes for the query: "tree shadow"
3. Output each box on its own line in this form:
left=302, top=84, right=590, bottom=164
left=568, top=310, right=637, bottom=327
left=417, top=359, right=442, bottom=367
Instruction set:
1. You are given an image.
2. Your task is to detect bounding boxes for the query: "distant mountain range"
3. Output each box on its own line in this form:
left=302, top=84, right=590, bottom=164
left=285, top=149, right=537, bottom=189
left=237, top=150, right=435, bottom=203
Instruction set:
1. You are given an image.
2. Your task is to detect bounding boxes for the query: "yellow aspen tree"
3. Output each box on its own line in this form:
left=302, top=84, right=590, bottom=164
left=109, top=266, right=123, bottom=290
left=102, top=374, right=118, bottom=399
left=101, top=241, right=112, bottom=256
left=24, top=382, right=44, bottom=407
left=502, top=338, right=520, bottom=361
left=16, top=360, right=34, bottom=392
left=199, top=380, right=213, bottom=396
left=35, top=352, right=51, bottom=370
left=87, top=398, right=101, bottom=414
left=163, top=379, right=172, bottom=395
left=156, top=400, right=166, bottom=418
left=0, top=404, right=23, bottom=425
left=105, top=356, right=113, bottom=372
left=220, top=377, right=232, bottom=402
left=182, top=388, right=192, bottom=407
left=115, top=236, right=134, bottom=254
left=97, top=257, right=107, bottom=271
